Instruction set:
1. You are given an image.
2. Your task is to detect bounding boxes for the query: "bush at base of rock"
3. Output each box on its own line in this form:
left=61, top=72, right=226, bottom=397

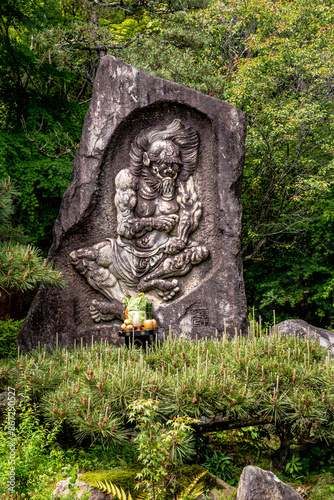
left=0, top=319, right=23, bottom=358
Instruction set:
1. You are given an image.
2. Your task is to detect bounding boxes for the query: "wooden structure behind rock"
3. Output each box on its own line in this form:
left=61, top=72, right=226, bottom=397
left=19, top=56, right=248, bottom=349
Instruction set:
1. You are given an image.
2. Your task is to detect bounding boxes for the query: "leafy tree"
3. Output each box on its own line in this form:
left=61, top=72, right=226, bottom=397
left=191, top=0, right=334, bottom=326
left=0, top=0, right=85, bottom=250
left=1, top=0, right=334, bottom=326
left=128, top=399, right=199, bottom=499
left=0, top=0, right=213, bottom=251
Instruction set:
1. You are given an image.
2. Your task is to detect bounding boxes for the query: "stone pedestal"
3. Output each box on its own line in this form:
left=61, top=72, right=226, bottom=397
left=20, top=56, right=248, bottom=349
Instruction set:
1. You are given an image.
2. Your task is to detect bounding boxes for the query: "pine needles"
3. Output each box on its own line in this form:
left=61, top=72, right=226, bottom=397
left=0, top=178, right=65, bottom=295
left=4, top=325, right=334, bottom=449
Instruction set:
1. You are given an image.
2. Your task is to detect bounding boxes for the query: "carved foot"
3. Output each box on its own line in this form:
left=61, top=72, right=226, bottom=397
left=90, top=300, right=122, bottom=323
left=70, top=250, right=88, bottom=275
left=138, top=278, right=180, bottom=301
left=158, top=283, right=180, bottom=301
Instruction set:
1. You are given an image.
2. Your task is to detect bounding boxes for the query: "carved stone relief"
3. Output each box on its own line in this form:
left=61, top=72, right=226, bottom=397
left=70, top=119, right=209, bottom=321
left=19, top=56, right=248, bottom=349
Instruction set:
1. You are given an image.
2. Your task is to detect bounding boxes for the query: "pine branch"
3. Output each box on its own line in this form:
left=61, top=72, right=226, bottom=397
left=198, top=415, right=273, bottom=433
left=93, top=1, right=122, bottom=6
left=21, top=116, right=76, bottom=159
left=73, top=34, right=150, bottom=52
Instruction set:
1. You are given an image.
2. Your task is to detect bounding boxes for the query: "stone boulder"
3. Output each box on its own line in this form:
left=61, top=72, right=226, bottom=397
left=277, top=319, right=334, bottom=353
left=196, top=475, right=236, bottom=499
left=236, top=466, right=303, bottom=500
left=0, top=391, right=24, bottom=411
left=19, top=55, right=248, bottom=349
left=51, top=475, right=112, bottom=499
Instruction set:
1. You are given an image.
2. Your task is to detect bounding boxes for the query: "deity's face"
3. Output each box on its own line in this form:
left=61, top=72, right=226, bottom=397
left=143, top=139, right=182, bottom=198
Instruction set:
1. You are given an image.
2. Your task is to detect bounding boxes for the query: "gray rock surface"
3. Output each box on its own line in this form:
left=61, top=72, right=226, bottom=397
left=196, top=475, right=236, bottom=499
left=236, top=466, right=303, bottom=500
left=277, top=319, right=334, bottom=353
left=0, top=391, right=24, bottom=410
left=51, top=475, right=112, bottom=499
left=19, top=55, right=248, bottom=349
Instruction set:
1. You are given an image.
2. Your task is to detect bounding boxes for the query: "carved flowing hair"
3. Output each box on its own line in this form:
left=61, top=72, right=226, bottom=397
left=129, top=119, right=199, bottom=181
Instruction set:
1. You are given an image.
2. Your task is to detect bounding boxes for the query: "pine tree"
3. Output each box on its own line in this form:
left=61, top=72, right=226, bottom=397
left=0, top=178, right=64, bottom=318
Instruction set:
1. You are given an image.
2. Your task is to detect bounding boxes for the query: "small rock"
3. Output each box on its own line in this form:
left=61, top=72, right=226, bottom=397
left=51, top=475, right=112, bottom=499
left=236, top=466, right=303, bottom=500
left=276, top=319, right=334, bottom=353
left=196, top=475, right=236, bottom=499
left=0, top=391, right=24, bottom=410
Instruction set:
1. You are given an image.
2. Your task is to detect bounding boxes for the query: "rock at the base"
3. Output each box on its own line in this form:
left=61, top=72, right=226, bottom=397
left=0, top=391, right=24, bottom=410
left=196, top=475, right=236, bottom=499
left=277, top=319, right=334, bottom=353
left=236, top=466, right=303, bottom=500
left=52, top=475, right=112, bottom=499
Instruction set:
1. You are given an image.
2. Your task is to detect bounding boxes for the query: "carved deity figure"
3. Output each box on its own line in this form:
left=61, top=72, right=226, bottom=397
left=70, top=119, right=209, bottom=322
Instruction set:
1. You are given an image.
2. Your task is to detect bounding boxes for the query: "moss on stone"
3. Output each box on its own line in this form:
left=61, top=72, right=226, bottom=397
left=81, top=468, right=141, bottom=498
left=172, top=465, right=221, bottom=495
left=81, top=465, right=221, bottom=499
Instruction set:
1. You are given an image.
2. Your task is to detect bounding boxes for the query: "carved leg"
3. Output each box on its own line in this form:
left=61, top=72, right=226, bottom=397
left=70, top=241, right=124, bottom=304
left=71, top=240, right=112, bottom=265
left=138, top=277, right=180, bottom=294
left=138, top=244, right=209, bottom=301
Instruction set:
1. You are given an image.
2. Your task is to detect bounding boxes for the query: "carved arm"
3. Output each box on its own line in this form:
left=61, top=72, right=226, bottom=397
left=115, top=169, right=178, bottom=239
left=164, top=177, right=202, bottom=255
left=176, top=177, right=203, bottom=243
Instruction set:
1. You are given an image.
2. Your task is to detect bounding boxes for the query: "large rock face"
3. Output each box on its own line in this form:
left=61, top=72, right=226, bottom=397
left=20, top=56, right=248, bottom=349
left=236, top=466, right=303, bottom=500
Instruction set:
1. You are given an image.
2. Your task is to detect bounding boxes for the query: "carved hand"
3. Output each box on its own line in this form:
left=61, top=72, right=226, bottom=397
left=165, top=237, right=187, bottom=255
left=153, top=214, right=179, bottom=232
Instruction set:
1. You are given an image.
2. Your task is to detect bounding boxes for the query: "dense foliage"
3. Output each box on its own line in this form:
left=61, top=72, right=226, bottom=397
left=2, top=331, right=334, bottom=498
left=0, top=403, right=62, bottom=497
left=1, top=0, right=334, bottom=322
left=2, top=330, right=334, bottom=461
left=0, top=320, right=24, bottom=358
left=0, top=327, right=334, bottom=499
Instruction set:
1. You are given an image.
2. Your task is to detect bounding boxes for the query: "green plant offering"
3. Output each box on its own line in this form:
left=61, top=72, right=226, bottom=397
left=124, top=293, right=147, bottom=326
left=123, top=293, right=147, bottom=311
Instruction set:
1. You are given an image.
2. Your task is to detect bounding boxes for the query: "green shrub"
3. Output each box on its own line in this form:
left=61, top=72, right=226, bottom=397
left=128, top=399, right=198, bottom=499
left=2, top=328, right=334, bottom=465
left=82, top=466, right=216, bottom=500
left=202, top=450, right=234, bottom=482
left=0, top=401, right=62, bottom=498
left=311, top=473, right=334, bottom=500
left=0, top=319, right=23, bottom=358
